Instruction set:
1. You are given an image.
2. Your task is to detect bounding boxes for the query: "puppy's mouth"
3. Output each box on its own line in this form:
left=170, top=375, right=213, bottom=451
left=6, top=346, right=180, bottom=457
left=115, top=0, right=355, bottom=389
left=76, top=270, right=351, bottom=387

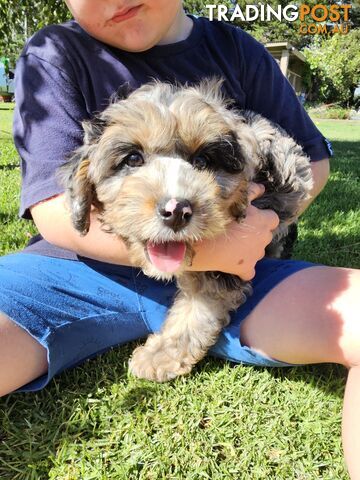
left=146, top=241, right=186, bottom=273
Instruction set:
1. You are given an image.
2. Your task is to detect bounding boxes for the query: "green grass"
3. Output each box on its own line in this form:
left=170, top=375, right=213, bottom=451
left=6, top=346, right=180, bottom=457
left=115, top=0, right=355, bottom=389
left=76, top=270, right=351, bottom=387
left=0, top=110, right=359, bottom=479
left=0, top=103, right=37, bottom=255
left=294, top=119, right=360, bottom=268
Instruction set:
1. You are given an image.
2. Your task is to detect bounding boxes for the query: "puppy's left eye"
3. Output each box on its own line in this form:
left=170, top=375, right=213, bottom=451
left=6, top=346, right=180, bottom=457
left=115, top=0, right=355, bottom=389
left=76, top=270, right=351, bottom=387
left=124, top=152, right=145, bottom=167
left=192, top=155, right=208, bottom=170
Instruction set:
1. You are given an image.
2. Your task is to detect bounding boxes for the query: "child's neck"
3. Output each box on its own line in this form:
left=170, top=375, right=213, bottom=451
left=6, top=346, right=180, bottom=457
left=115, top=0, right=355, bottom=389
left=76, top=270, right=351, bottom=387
left=157, top=9, right=193, bottom=45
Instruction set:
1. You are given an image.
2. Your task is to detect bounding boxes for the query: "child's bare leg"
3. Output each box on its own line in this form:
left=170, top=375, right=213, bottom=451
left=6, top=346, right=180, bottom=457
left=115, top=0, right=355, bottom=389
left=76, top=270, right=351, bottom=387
left=0, top=313, right=48, bottom=396
left=240, top=266, right=360, bottom=478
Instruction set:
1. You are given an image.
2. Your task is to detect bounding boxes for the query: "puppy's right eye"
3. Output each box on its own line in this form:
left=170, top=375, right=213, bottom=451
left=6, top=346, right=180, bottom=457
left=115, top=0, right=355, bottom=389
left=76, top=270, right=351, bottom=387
left=124, top=152, right=145, bottom=167
left=192, top=155, right=208, bottom=170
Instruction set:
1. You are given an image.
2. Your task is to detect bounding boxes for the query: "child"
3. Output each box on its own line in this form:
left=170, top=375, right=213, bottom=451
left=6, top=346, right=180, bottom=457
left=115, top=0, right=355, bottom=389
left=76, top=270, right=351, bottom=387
left=0, top=0, right=359, bottom=476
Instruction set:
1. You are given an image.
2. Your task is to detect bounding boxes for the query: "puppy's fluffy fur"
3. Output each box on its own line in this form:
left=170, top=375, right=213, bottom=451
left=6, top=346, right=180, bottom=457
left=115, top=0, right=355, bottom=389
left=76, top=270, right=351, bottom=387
left=58, top=79, right=313, bottom=382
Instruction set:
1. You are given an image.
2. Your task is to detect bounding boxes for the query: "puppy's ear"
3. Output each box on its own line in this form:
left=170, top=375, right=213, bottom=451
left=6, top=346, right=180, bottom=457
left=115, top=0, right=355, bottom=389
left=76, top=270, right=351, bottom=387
left=57, top=146, right=95, bottom=236
left=57, top=113, right=108, bottom=235
left=232, top=110, right=276, bottom=176
left=238, top=111, right=277, bottom=153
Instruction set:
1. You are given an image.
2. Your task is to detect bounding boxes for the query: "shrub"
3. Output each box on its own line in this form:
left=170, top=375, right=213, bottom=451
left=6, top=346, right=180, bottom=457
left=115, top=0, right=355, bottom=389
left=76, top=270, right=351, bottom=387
left=307, top=105, right=351, bottom=119
left=303, top=29, right=360, bottom=107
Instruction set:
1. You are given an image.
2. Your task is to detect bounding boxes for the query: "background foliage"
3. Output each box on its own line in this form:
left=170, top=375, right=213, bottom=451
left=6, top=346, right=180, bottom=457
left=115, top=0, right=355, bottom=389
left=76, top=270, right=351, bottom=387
left=304, top=28, right=360, bottom=105
left=0, top=0, right=71, bottom=63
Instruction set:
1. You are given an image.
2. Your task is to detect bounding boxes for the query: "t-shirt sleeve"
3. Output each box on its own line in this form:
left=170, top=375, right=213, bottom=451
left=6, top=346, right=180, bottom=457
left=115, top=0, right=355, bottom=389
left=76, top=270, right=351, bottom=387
left=13, top=51, right=87, bottom=220
left=243, top=42, right=333, bottom=162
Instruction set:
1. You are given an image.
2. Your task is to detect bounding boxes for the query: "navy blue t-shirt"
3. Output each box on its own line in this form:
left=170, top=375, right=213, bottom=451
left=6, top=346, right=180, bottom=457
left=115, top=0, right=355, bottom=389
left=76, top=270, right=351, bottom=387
left=13, top=16, right=331, bottom=260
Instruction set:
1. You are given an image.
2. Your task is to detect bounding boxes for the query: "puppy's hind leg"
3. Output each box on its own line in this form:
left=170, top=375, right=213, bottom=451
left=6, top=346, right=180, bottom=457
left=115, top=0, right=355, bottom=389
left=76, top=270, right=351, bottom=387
left=129, top=286, right=230, bottom=382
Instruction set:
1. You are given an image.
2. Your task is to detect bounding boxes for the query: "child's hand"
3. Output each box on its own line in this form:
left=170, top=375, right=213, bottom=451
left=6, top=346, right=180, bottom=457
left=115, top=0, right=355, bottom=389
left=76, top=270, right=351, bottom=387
left=189, top=183, right=279, bottom=280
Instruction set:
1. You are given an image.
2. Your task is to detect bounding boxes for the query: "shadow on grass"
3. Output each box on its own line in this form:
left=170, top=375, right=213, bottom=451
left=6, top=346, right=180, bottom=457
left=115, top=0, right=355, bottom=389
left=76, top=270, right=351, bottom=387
left=0, top=164, right=19, bottom=171
left=294, top=230, right=360, bottom=269
left=330, top=140, right=360, bottom=156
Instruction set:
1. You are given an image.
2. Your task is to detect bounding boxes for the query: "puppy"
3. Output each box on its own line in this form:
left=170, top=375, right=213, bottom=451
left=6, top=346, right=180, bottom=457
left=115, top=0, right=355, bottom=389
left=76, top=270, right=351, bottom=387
left=58, top=79, right=313, bottom=382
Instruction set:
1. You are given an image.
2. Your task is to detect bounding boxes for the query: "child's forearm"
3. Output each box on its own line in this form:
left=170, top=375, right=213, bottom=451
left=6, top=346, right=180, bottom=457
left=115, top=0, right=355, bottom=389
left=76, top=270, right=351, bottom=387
left=298, top=158, right=330, bottom=215
left=30, top=194, right=134, bottom=266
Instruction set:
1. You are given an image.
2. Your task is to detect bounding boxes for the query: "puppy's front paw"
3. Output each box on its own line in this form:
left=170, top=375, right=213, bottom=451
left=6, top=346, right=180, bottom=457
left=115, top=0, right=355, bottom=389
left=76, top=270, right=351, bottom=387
left=129, top=337, right=192, bottom=382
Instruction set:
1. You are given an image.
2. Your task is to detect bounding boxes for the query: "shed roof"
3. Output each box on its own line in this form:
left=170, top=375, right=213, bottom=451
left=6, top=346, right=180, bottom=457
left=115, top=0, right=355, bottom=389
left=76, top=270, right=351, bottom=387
left=264, top=42, right=306, bottom=62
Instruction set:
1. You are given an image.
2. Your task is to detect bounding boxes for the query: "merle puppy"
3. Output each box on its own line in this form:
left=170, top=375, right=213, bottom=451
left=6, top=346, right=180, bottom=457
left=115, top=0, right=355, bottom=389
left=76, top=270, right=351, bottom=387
left=58, top=79, right=313, bottom=382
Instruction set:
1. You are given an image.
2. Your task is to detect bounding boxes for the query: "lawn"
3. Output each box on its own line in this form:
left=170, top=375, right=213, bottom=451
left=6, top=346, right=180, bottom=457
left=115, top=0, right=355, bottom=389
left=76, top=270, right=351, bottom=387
left=0, top=105, right=359, bottom=479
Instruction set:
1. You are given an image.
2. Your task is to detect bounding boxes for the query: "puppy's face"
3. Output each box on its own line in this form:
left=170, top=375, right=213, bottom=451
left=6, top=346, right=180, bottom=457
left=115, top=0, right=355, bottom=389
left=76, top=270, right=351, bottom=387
left=59, top=81, right=257, bottom=279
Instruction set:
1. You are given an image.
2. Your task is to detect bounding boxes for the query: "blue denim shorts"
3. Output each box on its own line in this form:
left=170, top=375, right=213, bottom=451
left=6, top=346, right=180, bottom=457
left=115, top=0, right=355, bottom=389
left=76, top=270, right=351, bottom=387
left=0, top=253, right=316, bottom=392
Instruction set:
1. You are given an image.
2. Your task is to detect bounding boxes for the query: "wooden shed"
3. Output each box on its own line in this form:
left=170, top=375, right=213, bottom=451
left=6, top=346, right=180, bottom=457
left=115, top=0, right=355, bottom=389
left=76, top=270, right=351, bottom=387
left=264, top=42, right=306, bottom=95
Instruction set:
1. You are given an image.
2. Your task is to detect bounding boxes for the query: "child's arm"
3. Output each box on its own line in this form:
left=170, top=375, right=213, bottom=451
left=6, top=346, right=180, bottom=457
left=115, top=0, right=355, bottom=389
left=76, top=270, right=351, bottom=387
left=299, top=157, right=330, bottom=214
left=30, top=184, right=278, bottom=280
left=31, top=194, right=134, bottom=266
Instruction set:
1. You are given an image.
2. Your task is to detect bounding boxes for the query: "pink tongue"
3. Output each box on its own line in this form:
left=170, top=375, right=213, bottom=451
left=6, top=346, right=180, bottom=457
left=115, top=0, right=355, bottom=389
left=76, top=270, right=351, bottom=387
left=147, top=241, right=186, bottom=273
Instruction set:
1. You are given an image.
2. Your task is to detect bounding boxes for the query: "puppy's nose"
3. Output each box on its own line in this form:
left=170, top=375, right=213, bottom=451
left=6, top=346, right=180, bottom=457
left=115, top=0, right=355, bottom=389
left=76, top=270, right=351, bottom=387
left=158, top=198, right=193, bottom=232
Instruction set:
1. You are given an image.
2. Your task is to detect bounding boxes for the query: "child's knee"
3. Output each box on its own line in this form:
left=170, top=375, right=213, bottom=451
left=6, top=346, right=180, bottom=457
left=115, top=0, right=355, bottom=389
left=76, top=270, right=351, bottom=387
left=0, top=311, right=48, bottom=396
